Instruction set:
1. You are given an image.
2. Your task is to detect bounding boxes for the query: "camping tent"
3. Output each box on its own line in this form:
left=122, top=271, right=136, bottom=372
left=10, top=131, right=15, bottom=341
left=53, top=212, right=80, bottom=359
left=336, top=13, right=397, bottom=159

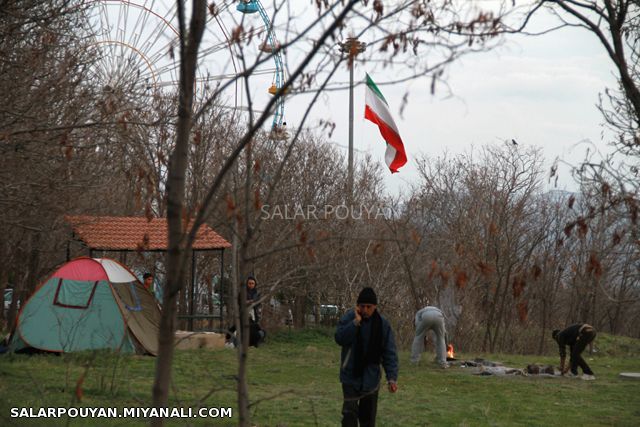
left=10, top=257, right=160, bottom=355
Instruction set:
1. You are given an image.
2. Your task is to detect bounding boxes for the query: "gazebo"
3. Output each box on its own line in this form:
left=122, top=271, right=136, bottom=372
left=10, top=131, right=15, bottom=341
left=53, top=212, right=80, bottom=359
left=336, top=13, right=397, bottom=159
left=65, top=215, right=231, bottom=331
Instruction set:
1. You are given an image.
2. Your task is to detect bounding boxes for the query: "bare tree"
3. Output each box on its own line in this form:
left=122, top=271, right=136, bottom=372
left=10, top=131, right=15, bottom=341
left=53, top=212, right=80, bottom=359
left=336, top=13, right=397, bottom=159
left=535, top=1, right=640, bottom=230
left=408, top=145, right=549, bottom=352
left=149, top=0, right=524, bottom=424
left=0, top=0, right=119, bottom=324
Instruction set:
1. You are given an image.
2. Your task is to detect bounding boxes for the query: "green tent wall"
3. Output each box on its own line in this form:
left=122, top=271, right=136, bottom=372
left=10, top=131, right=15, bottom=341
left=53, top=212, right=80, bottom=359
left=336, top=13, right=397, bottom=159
left=10, top=257, right=160, bottom=355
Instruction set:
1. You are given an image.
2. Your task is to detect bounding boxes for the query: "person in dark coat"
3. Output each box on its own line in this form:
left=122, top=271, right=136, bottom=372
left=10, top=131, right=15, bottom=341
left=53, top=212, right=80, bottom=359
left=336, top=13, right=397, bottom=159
left=227, top=275, right=265, bottom=347
left=245, top=275, right=261, bottom=322
left=552, top=323, right=596, bottom=380
left=335, top=287, right=399, bottom=427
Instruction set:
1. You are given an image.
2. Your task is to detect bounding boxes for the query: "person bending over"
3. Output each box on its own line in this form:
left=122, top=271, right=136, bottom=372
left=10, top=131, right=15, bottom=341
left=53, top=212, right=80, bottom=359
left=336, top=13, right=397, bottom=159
left=552, top=323, right=596, bottom=380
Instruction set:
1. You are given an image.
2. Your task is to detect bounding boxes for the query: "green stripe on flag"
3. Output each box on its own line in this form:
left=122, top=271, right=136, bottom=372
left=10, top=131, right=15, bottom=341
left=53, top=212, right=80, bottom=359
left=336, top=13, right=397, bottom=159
left=365, top=73, right=388, bottom=106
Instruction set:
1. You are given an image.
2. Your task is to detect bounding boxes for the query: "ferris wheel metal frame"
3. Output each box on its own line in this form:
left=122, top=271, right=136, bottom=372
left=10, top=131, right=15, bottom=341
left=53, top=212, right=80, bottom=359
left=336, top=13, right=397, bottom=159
left=84, top=0, right=183, bottom=99
left=85, top=0, right=285, bottom=134
left=236, top=0, right=287, bottom=132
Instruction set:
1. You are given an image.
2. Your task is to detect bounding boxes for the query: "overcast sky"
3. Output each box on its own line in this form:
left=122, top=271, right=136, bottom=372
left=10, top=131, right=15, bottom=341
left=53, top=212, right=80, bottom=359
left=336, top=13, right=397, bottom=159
left=280, top=6, right=618, bottom=196
left=131, top=1, right=618, bottom=196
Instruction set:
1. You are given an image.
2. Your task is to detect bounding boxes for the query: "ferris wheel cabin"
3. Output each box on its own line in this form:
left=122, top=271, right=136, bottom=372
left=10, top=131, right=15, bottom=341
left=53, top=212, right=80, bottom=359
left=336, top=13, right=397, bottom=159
left=236, top=0, right=259, bottom=14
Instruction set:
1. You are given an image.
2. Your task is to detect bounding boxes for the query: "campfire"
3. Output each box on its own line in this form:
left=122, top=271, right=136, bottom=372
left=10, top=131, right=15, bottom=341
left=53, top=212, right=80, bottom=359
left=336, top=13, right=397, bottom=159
left=447, top=344, right=456, bottom=361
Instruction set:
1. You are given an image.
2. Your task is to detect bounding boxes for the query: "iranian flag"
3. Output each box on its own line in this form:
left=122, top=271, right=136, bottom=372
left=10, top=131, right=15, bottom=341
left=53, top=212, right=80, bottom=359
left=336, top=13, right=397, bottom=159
left=364, top=73, right=407, bottom=173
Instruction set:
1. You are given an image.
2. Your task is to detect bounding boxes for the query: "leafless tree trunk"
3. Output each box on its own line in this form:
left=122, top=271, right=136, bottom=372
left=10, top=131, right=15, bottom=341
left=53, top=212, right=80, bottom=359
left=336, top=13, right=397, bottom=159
left=151, top=0, right=206, bottom=422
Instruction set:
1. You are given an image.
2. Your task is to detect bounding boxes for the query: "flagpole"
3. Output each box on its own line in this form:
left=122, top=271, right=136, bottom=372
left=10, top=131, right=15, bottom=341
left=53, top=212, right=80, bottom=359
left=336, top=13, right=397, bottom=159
left=348, top=60, right=354, bottom=200
left=339, top=37, right=366, bottom=202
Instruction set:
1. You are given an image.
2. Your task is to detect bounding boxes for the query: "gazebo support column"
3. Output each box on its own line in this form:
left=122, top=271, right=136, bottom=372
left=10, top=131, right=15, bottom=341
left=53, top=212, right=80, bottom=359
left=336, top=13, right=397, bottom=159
left=189, top=250, right=196, bottom=331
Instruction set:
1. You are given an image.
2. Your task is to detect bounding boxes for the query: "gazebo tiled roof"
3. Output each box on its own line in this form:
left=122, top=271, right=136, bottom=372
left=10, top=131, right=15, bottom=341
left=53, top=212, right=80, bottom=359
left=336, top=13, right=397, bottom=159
left=66, top=216, right=231, bottom=251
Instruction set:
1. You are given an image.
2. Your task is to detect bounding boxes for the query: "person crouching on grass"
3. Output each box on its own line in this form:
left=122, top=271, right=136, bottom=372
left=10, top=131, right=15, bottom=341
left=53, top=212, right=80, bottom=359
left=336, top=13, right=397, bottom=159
left=335, top=287, right=399, bottom=427
left=552, top=323, right=597, bottom=380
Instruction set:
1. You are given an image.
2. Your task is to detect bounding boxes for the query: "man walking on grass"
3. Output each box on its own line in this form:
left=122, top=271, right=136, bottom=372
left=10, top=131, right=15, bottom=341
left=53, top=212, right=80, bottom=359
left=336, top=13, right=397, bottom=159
left=335, top=287, right=398, bottom=427
left=552, top=323, right=597, bottom=380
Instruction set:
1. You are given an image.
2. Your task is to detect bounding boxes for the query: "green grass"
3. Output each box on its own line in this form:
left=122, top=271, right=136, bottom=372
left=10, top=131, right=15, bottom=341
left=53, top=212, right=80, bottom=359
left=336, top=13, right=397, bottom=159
left=1, top=328, right=639, bottom=426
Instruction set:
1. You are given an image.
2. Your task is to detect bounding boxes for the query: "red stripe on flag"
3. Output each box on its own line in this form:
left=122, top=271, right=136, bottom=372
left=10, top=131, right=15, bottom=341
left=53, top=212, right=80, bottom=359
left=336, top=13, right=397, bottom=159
left=365, top=105, right=407, bottom=173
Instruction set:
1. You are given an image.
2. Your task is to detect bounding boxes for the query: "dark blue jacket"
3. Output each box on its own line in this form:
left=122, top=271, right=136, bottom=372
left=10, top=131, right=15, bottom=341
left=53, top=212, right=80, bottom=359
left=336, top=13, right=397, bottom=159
left=335, top=309, right=399, bottom=391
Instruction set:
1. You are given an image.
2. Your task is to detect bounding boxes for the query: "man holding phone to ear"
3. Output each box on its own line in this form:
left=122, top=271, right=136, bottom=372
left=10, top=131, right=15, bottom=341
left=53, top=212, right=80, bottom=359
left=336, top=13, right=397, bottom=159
left=335, top=287, right=399, bottom=427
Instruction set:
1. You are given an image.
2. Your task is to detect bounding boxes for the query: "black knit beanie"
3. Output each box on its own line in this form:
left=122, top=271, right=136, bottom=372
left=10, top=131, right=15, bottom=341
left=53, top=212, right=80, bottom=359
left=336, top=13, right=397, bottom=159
left=357, top=287, right=377, bottom=305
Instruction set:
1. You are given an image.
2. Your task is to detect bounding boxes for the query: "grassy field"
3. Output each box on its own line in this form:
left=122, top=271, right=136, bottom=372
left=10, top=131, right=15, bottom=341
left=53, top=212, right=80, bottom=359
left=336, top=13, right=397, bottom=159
left=1, top=328, right=639, bottom=426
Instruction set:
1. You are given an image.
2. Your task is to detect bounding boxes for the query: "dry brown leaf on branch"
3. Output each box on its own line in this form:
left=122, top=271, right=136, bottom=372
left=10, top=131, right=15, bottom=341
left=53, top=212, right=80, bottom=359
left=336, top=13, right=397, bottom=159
left=225, top=194, right=236, bottom=218
left=564, top=222, right=575, bottom=237
left=428, top=260, right=438, bottom=280
left=306, top=246, right=316, bottom=260
left=411, top=229, right=422, bottom=245
left=75, top=374, right=85, bottom=402
left=516, top=301, right=528, bottom=322
left=577, top=218, right=588, bottom=238
left=586, top=253, right=603, bottom=278
left=489, top=221, right=498, bottom=235
left=531, top=264, right=542, bottom=280
left=373, top=0, right=384, bottom=20
left=372, top=242, right=383, bottom=255
left=612, top=231, right=622, bottom=246
left=477, top=261, right=493, bottom=277
left=512, top=276, right=526, bottom=298
left=439, top=270, right=450, bottom=285
left=625, top=196, right=638, bottom=224
left=145, top=203, right=154, bottom=222
left=231, top=25, right=244, bottom=44
left=455, top=270, right=468, bottom=289
left=208, top=2, right=218, bottom=17
left=254, top=189, right=262, bottom=211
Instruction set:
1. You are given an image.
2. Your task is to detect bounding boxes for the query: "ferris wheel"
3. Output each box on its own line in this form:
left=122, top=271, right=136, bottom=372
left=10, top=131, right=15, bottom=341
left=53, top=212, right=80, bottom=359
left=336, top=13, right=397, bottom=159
left=236, top=0, right=287, bottom=134
left=85, top=0, right=183, bottom=103
left=84, top=0, right=286, bottom=135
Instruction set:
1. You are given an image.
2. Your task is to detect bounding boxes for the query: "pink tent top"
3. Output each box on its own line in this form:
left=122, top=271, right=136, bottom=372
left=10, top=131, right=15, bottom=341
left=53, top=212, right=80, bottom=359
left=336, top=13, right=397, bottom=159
left=53, top=258, right=109, bottom=281
left=51, top=258, right=137, bottom=283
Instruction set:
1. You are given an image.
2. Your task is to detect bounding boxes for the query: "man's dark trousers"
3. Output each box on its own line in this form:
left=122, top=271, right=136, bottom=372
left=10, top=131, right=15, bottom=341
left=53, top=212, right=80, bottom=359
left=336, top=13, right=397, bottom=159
left=341, top=384, right=379, bottom=427
left=570, top=327, right=596, bottom=375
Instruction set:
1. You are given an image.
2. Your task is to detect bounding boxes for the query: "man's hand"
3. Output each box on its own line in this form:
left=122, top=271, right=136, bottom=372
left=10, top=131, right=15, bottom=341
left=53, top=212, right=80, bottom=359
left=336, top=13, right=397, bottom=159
left=354, top=306, right=362, bottom=326
left=388, top=381, right=398, bottom=393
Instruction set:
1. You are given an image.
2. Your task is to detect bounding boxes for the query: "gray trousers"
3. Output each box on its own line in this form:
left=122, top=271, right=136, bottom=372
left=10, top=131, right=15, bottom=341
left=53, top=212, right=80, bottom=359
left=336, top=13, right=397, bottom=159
left=410, top=307, right=447, bottom=365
